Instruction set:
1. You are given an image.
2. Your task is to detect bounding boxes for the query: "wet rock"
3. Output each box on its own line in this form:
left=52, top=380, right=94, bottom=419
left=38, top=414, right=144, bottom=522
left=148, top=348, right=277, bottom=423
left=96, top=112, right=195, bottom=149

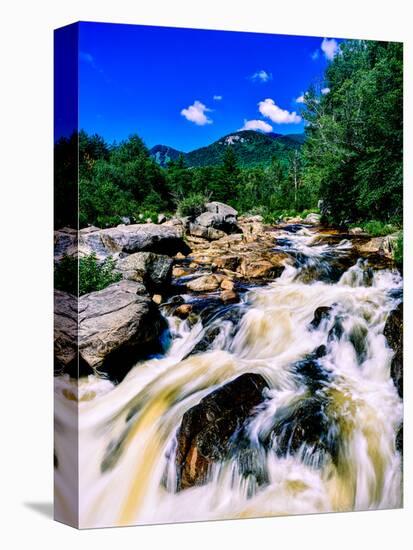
left=78, top=280, right=166, bottom=382
left=293, top=346, right=330, bottom=392
left=172, top=266, right=187, bottom=278
left=355, top=234, right=399, bottom=260
left=186, top=274, right=223, bottom=292
left=212, top=255, right=241, bottom=272
left=116, top=251, right=173, bottom=292
left=267, top=395, right=339, bottom=466
left=152, top=294, right=162, bottom=305
left=175, top=373, right=269, bottom=490
left=235, top=445, right=269, bottom=492
left=384, top=303, right=403, bottom=397
left=220, top=278, right=234, bottom=291
left=220, top=289, right=239, bottom=304
left=310, top=306, right=333, bottom=329
left=238, top=258, right=284, bottom=279
left=174, top=304, right=192, bottom=319
left=396, top=424, right=403, bottom=455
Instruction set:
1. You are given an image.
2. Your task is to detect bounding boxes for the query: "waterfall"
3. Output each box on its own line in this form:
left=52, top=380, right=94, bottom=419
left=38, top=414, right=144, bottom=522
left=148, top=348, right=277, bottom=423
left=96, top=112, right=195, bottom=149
left=54, top=225, right=403, bottom=528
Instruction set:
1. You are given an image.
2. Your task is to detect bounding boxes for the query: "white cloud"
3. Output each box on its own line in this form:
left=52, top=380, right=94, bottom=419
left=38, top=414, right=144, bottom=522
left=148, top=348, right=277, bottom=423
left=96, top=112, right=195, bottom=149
left=181, top=100, right=213, bottom=125
left=80, top=51, right=94, bottom=64
left=321, top=87, right=330, bottom=95
left=213, top=95, right=223, bottom=101
left=311, top=50, right=320, bottom=61
left=258, top=98, right=302, bottom=124
left=240, top=119, right=273, bottom=133
left=251, top=70, right=272, bottom=83
left=295, top=93, right=305, bottom=104
left=321, top=38, right=339, bottom=60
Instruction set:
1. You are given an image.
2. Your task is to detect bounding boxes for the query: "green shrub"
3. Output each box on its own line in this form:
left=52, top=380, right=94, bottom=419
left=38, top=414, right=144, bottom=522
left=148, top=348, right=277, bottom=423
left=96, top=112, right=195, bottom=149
left=79, top=254, right=122, bottom=295
left=361, top=220, right=397, bottom=237
left=394, top=232, right=403, bottom=267
left=54, top=254, right=122, bottom=296
left=54, top=255, right=77, bottom=295
left=135, top=210, right=158, bottom=224
left=177, top=193, right=207, bottom=218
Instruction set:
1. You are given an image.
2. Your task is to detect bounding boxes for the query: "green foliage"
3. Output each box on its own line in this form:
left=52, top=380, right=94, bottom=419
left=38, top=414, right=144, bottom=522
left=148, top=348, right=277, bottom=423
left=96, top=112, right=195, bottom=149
left=54, top=255, right=78, bottom=295
left=360, top=220, right=397, bottom=237
left=54, top=254, right=122, bottom=296
left=393, top=232, right=403, bottom=267
left=177, top=193, right=207, bottom=218
left=302, top=40, right=403, bottom=225
left=79, top=132, right=171, bottom=228
left=79, top=254, right=122, bottom=296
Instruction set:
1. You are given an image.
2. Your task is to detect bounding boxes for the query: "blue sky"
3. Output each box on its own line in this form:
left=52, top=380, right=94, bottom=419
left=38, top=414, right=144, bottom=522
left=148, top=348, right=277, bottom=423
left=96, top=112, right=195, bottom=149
left=75, top=22, right=342, bottom=152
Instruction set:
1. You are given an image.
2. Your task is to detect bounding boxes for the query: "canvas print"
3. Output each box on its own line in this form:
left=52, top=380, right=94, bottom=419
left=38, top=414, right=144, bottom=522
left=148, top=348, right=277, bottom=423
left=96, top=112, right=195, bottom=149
left=54, top=22, right=403, bottom=529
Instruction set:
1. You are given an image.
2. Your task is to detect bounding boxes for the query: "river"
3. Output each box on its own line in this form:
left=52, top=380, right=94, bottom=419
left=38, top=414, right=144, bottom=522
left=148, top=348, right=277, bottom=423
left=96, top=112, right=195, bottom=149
left=54, top=223, right=403, bottom=528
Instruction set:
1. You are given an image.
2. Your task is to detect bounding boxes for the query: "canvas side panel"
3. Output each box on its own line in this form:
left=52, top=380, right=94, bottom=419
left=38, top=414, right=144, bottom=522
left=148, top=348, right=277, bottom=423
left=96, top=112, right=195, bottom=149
left=54, top=22, right=80, bottom=529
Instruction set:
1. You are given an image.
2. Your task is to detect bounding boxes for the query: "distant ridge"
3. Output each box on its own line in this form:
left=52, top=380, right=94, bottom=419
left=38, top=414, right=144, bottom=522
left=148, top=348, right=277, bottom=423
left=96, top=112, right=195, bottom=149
left=150, top=130, right=305, bottom=168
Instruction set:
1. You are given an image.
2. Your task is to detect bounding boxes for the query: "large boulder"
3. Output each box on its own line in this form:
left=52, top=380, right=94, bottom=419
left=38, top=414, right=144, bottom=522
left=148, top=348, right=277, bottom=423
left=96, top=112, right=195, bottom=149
left=189, top=223, right=226, bottom=241
left=193, top=202, right=241, bottom=235
left=79, top=226, right=109, bottom=259
left=384, top=303, right=403, bottom=397
left=54, top=290, right=84, bottom=376
left=79, top=223, right=190, bottom=258
left=78, top=280, right=166, bottom=382
left=175, top=373, right=269, bottom=490
left=54, top=228, right=78, bottom=260
left=116, top=252, right=173, bottom=292
left=205, top=201, right=238, bottom=219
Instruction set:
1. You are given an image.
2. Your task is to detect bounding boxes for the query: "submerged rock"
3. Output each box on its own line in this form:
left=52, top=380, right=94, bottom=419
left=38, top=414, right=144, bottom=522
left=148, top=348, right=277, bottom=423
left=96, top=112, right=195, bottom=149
left=78, top=280, right=166, bottom=382
left=175, top=373, right=269, bottom=490
left=310, top=306, right=333, bottom=329
left=267, top=395, right=340, bottom=467
left=384, top=303, right=403, bottom=397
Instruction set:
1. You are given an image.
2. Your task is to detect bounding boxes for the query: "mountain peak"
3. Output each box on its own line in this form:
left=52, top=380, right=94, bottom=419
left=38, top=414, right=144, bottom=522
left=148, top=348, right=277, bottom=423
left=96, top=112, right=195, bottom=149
left=150, top=129, right=305, bottom=168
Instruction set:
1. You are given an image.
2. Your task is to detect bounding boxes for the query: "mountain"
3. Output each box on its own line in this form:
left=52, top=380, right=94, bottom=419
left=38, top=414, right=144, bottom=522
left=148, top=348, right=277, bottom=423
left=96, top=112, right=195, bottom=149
left=149, top=144, right=183, bottom=167
left=150, top=130, right=305, bottom=168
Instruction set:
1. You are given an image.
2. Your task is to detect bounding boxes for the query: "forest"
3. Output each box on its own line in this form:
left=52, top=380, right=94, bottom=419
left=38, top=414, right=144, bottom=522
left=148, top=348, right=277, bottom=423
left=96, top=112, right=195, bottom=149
left=55, top=40, right=403, bottom=233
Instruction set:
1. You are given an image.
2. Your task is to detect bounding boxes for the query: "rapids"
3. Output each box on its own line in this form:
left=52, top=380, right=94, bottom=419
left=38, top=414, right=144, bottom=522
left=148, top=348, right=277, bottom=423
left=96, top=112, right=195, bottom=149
left=54, top=224, right=403, bottom=528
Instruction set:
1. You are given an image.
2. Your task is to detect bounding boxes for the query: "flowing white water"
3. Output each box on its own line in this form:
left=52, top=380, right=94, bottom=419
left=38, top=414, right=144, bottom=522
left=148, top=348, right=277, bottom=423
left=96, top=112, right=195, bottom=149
left=54, top=226, right=403, bottom=528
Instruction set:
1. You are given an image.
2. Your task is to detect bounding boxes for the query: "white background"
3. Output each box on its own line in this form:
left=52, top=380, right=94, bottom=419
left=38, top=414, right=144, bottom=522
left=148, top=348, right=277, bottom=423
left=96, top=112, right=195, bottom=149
left=0, top=0, right=411, bottom=547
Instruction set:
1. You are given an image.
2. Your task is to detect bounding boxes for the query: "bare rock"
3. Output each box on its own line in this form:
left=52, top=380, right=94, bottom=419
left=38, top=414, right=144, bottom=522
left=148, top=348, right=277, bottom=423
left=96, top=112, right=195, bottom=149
left=78, top=280, right=166, bottom=382
left=99, top=223, right=191, bottom=256
left=116, top=251, right=173, bottom=292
